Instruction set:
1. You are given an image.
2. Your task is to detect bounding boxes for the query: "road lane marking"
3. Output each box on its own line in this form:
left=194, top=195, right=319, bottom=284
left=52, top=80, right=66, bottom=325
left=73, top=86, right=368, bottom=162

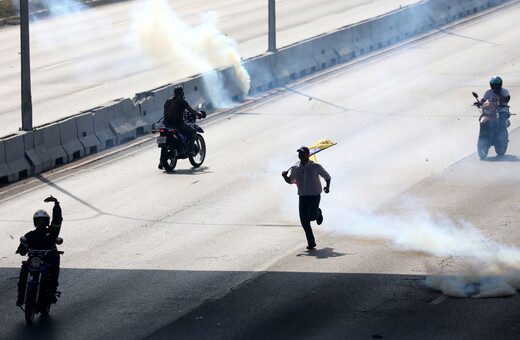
left=72, top=83, right=108, bottom=95
left=430, top=295, right=447, bottom=305
left=36, top=60, right=73, bottom=72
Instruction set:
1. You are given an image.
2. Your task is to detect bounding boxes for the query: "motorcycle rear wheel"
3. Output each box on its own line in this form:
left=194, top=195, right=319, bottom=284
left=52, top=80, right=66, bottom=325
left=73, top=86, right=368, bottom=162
left=477, top=137, right=489, bottom=160
left=160, top=145, right=178, bottom=171
left=24, top=283, right=37, bottom=324
left=189, top=134, right=206, bottom=168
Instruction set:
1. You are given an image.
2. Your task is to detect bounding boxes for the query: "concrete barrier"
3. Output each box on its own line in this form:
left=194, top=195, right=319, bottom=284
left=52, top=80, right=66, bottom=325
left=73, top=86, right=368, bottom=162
left=244, top=54, right=276, bottom=95
left=119, top=98, right=148, bottom=137
left=76, top=112, right=101, bottom=155
left=4, top=132, right=32, bottom=181
left=92, top=105, right=117, bottom=150
left=271, top=40, right=319, bottom=86
left=0, top=139, right=13, bottom=184
left=349, top=21, right=377, bottom=57
left=311, top=34, right=339, bottom=72
left=106, top=99, right=137, bottom=145
left=182, top=75, right=211, bottom=109
left=59, top=116, right=85, bottom=162
left=24, top=130, right=53, bottom=175
left=41, top=123, right=68, bottom=167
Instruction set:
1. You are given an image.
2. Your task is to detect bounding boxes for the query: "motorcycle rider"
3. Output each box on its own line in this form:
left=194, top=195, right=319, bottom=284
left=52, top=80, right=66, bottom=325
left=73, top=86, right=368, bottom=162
left=162, top=86, right=202, bottom=157
left=479, top=76, right=511, bottom=131
left=16, top=195, right=63, bottom=306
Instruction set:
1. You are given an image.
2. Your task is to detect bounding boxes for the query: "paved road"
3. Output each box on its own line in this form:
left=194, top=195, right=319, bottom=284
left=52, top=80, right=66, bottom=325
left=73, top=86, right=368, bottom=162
left=0, top=0, right=419, bottom=137
left=1, top=2, right=520, bottom=339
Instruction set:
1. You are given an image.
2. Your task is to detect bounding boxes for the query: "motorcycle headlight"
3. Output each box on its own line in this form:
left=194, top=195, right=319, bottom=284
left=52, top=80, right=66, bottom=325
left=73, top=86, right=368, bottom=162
left=29, top=257, right=42, bottom=270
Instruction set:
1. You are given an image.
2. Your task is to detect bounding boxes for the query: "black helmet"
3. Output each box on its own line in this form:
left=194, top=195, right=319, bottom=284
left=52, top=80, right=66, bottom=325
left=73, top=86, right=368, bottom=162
left=489, top=76, right=503, bottom=91
left=173, top=86, right=184, bottom=97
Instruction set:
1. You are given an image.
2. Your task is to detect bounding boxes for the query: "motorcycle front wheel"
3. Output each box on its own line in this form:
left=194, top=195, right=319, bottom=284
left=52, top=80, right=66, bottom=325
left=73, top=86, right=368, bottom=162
left=189, top=134, right=206, bottom=168
left=477, top=136, right=489, bottom=160
left=24, top=283, right=37, bottom=324
left=160, top=145, right=178, bottom=171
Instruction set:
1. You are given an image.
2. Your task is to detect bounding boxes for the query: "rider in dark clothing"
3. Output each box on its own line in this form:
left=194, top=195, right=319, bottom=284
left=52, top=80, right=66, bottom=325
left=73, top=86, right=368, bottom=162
left=16, top=195, right=63, bottom=306
left=163, top=86, right=201, bottom=154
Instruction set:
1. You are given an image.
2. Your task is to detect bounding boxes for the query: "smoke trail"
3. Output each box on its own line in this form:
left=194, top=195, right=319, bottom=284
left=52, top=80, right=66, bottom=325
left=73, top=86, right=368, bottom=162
left=323, top=195, right=520, bottom=298
left=131, top=0, right=250, bottom=108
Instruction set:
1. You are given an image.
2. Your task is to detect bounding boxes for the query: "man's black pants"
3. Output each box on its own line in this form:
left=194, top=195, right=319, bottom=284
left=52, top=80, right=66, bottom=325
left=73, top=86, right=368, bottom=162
left=298, top=195, right=321, bottom=247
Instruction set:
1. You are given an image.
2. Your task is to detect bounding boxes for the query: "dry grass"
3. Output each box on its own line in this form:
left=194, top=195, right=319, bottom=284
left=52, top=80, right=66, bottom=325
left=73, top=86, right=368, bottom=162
left=0, top=0, right=111, bottom=20
left=0, top=0, right=16, bottom=18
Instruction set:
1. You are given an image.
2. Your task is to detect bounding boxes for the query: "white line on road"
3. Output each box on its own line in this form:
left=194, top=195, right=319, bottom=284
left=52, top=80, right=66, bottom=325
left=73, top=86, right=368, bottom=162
left=36, top=60, right=73, bottom=72
left=429, top=295, right=448, bottom=305
left=71, top=83, right=108, bottom=95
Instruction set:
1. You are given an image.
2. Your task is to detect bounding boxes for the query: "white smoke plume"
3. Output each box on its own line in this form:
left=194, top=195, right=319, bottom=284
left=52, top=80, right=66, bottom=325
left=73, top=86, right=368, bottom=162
left=131, top=0, right=250, bottom=108
left=324, top=197, right=520, bottom=298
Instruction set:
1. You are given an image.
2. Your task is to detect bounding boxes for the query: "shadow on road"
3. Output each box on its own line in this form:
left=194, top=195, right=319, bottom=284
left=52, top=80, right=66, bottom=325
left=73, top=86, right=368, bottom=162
left=2, top=267, right=520, bottom=339
left=484, top=154, right=520, bottom=162
left=296, top=247, right=349, bottom=259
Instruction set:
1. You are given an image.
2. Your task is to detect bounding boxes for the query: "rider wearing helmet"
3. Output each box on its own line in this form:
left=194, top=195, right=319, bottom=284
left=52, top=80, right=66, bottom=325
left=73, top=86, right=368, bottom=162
left=481, top=76, right=510, bottom=104
left=16, top=195, right=63, bottom=306
left=480, top=76, right=511, bottom=132
left=162, top=86, right=202, bottom=156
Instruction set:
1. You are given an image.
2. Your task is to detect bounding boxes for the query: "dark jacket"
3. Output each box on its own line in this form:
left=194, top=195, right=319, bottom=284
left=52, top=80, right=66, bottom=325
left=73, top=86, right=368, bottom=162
left=164, top=97, right=190, bottom=125
left=17, top=203, right=63, bottom=253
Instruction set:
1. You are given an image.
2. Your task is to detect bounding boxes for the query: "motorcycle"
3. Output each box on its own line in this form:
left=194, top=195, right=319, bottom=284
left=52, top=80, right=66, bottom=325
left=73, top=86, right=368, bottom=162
left=16, top=236, right=64, bottom=324
left=472, top=92, right=512, bottom=160
left=152, top=104, right=207, bottom=171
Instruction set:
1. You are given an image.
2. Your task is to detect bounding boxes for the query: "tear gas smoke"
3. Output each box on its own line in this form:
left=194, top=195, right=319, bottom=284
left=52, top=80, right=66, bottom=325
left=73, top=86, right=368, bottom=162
left=131, top=0, right=250, bottom=108
left=325, top=195, right=520, bottom=298
left=267, top=151, right=520, bottom=298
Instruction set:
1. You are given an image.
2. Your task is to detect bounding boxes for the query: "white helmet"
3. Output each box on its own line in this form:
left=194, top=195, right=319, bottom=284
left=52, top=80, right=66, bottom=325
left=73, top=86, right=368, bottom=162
left=33, top=209, right=50, bottom=226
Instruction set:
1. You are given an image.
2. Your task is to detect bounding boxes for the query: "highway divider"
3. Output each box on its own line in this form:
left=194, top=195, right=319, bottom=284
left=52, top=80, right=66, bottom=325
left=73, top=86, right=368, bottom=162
left=0, top=0, right=513, bottom=184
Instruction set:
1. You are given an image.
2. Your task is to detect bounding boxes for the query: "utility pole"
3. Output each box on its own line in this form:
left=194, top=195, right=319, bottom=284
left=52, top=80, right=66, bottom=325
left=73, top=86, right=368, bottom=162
left=268, top=0, right=276, bottom=52
left=20, top=0, right=33, bottom=131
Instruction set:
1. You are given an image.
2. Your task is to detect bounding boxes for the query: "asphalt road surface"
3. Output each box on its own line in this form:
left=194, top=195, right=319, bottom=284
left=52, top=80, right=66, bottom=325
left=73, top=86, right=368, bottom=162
left=1, top=2, right=520, bottom=339
left=0, top=0, right=419, bottom=137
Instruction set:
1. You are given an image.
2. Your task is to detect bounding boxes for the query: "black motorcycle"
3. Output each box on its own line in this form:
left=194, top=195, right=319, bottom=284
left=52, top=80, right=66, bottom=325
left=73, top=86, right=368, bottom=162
left=153, top=104, right=207, bottom=171
left=472, top=92, right=512, bottom=160
left=17, top=237, right=63, bottom=324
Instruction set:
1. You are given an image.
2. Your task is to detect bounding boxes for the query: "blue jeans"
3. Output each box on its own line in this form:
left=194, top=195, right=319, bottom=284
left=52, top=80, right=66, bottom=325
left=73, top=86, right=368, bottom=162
left=298, top=195, right=321, bottom=246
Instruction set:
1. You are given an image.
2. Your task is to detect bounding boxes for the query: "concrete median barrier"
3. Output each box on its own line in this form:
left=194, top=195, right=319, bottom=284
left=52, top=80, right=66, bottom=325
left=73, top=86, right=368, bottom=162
left=244, top=54, right=276, bottom=95
left=92, top=105, right=117, bottom=150
left=120, top=98, right=148, bottom=137
left=76, top=112, right=101, bottom=155
left=107, top=99, right=137, bottom=145
left=349, top=21, right=377, bottom=57
left=182, top=75, right=213, bottom=110
left=24, top=130, right=53, bottom=175
left=135, top=84, right=172, bottom=131
left=4, top=132, right=32, bottom=181
left=39, top=123, right=68, bottom=167
left=0, top=139, right=13, bottom=184
left=312, top=35, right=339, bottom=72
left=327, top=29, right=356, bottom=62
left=272, top=40, right=318, bottom=86
left=59, top=116, right=85, bottom=162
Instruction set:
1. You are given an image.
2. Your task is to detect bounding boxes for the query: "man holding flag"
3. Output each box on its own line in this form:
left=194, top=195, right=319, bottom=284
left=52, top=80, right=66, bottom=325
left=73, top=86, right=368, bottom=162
left=282, top=142, right=332, bottom=250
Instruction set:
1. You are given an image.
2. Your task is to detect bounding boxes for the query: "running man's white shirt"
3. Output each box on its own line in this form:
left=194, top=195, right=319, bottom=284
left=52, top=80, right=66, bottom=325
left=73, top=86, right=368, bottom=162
left=288, top=160, right=331, bottom=196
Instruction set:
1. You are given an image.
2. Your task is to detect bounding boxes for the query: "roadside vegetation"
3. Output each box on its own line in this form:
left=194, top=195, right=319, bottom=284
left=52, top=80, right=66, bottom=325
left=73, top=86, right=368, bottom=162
left=0, top=0, right=115, bottom=20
